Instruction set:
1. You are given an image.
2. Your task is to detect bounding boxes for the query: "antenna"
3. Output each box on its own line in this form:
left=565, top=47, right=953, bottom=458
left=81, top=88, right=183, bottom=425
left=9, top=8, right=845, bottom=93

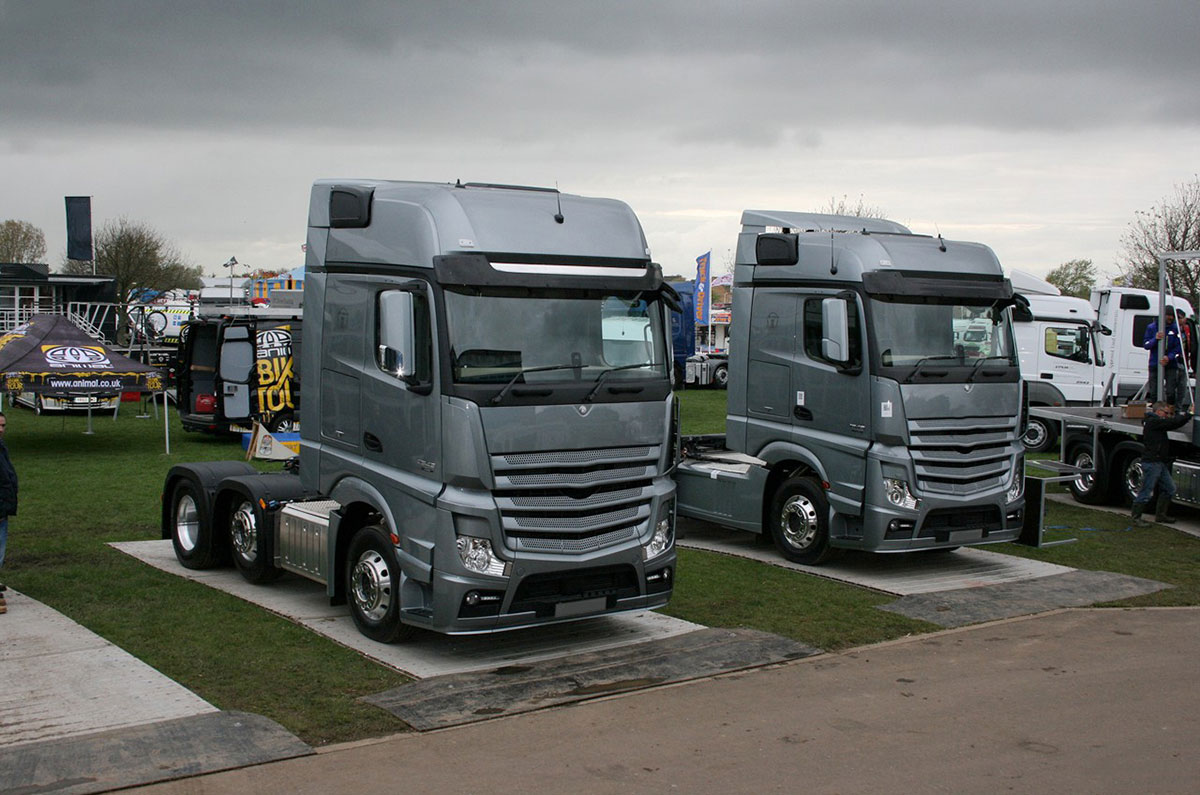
left=937, top=234, right=947, bottom=252
left=554, top=182, right=565, bottom=224
left=829, top=231, right=837, bottom=275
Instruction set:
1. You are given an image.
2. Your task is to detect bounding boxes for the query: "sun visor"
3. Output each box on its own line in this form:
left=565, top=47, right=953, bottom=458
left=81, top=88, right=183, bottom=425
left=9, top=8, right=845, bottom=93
left=862, top=270, right=1013, bottom=301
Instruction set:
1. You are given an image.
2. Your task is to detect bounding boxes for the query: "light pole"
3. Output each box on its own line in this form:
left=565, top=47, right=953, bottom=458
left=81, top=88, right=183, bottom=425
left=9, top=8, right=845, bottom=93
left=223, top=257, right=238, bottom=305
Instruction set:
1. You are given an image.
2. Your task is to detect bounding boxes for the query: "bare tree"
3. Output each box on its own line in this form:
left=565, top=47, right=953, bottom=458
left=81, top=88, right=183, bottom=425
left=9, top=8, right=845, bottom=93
left=1117, top=176, right=1200, bottom=308
left=61, top=218, right=202, bottom=340
left=0, top=219, right=47, bottom=263
left=1044, top=259, right=1097, bottom=299
left=821, top=194, right=887, bottom=219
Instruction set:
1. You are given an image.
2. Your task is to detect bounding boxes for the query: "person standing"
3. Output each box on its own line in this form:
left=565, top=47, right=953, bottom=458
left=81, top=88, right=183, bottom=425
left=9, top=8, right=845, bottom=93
left=1142, top=310, right=1187, bottom=408
left=1131, top=402, right=1192, bottom=527
left=0, top=412, right=16, bottom=615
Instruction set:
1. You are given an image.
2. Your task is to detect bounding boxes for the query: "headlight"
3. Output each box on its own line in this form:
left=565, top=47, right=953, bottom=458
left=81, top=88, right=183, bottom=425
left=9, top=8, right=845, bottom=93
left=883, top=478, right=920, bottom=510
left=456, top=536, right=509, bottom=576
left=643, top=515, right=673, bottom=560
left=1007, top=455, right=1025, bottom=503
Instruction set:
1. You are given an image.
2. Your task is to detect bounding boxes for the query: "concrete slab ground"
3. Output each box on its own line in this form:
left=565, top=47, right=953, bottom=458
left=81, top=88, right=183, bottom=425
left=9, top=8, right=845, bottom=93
left=130, top=608, right=1200, bottom=794
left=677, top=518, right=1074, bottom=594
left=0, top=588, right=217, bottom=749
left=110, top=540, right=703, bottom=679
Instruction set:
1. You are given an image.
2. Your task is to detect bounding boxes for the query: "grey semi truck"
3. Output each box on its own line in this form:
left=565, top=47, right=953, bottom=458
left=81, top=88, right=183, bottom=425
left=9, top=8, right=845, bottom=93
left=675, top=210, right=1027, bottom=563
left=163, top=180, right=678, bottom=641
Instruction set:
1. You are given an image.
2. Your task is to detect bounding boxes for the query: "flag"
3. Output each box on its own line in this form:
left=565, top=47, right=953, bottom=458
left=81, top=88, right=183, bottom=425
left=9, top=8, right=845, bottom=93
left=695, top=251, right=711, bottom=326
left=65, top=196, right=93, bottom=262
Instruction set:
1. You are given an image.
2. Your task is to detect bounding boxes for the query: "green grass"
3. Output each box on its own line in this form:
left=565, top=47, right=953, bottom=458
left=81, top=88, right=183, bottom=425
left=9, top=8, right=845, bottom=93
left=5, top=406, right=410, bottom=746
left=4, top=391, right=1199, bottom=746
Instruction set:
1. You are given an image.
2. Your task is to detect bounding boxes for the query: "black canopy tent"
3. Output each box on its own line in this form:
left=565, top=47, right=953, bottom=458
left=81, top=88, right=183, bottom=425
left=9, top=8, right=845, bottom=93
left=0, top=314, right=164, bottom=437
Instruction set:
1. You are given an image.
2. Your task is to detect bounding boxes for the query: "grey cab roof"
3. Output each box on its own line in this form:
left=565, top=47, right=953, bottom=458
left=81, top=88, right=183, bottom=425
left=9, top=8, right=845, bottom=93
left=737, top=209, right=1003, bottom=282
left=310, top=180, right=651, bottom=268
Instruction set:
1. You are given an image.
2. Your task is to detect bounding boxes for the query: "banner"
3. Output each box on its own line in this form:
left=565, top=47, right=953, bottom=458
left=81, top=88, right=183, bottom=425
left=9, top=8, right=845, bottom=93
left=65, top=196, right=93, bottom=262
left=695, top=251, right=711, bottom=326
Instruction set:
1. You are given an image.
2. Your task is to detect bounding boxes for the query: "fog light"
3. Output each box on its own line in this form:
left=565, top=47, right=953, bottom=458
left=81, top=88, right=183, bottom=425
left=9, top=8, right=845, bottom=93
left=643, top=516, right=673, bottom=561
left=456, top=536, right=509, bottom=576
left=883, top=478, right=919, bottom=510
left=465, top=591, right=481, bottom=606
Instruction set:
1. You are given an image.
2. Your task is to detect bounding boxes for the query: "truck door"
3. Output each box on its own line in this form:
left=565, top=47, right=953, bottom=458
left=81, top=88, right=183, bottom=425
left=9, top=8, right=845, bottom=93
left=793, top=292, right=870, bottom=514
left=218, top=324, right=254, bottom=421
left=361, top=283, right=440, bottom=494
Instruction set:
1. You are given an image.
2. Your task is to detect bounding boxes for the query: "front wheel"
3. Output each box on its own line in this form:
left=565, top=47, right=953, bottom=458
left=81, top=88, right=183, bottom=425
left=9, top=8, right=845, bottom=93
left=170, top=479, right=222, bottom=569
left=346, top=526, right=416, bottom=643
left=228, top=497, right=282, bottom=583
left=769, top=476, right=836, bottom=565
left=1022, top=416, right=1057, bottom=453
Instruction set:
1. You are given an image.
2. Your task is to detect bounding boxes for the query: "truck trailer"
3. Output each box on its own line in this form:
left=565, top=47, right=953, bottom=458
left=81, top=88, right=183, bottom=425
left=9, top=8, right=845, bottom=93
left=675, top=211, right=1027, bottom=564
left=162, top=180, right=678, bottom=642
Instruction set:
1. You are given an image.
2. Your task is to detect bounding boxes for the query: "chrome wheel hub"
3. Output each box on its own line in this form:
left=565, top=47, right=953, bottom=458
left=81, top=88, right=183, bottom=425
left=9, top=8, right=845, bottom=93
left=779, top=494, right=818, bottom=551
left=351, top=550, right=393, bottom=622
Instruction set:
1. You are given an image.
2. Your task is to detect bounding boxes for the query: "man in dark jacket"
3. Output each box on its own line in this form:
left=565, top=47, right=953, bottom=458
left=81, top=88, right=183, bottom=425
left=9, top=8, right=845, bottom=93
left=0, top=412, right=14, bottom=614
left=1131, top=402, right=1192, bottom=526
left=1143, top=311, right=1188, bottom=408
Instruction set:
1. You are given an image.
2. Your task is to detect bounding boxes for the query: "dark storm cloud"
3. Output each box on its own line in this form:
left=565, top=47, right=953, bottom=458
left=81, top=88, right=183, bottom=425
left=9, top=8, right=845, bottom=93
left=2, top=0, right=1197, bottom=146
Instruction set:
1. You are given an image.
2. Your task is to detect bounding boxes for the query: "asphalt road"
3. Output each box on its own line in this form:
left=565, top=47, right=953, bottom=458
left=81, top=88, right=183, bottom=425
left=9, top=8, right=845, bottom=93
left=132, top=607, right=1200, bottom=794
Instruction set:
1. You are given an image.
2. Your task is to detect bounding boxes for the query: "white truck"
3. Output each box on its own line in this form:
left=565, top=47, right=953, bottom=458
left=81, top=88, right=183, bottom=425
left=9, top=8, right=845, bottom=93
left=1015, top=288, right=1194, bottom=452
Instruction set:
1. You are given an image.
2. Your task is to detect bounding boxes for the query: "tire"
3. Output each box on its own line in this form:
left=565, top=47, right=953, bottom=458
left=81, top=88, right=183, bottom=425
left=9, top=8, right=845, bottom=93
left=1067, top=441, right=1109, bottom=505
left=228, top=496, right=282, bottom=584
left=712, top=364, right=729, bottom=388
left=1113, top=450, right=1145, bottom=507
left=1022, top=416, right=1057, bottom=453
left=769, top=476, right=836, bottom=565
left=346, top=526, right=416, bottom=643
left=267, top=411, right=297, bottom=433
left=169, top=479, right=222, bottom=569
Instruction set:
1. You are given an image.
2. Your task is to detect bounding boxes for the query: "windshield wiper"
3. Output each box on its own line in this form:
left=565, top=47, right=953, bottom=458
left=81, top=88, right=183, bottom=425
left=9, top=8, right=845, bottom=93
left=584, top=361, right=666, bottom=402
left=966, top=355, right=1013, bottom=383
left=490, top=363, right=583, bottom=405
left=903, top=355, right=958, bottom=384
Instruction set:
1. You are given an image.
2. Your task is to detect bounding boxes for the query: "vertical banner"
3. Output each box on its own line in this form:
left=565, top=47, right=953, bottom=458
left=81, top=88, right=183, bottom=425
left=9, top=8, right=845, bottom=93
left=695, top=250, right=711, bottom=326
left=65, top=196, right=93, bottom=262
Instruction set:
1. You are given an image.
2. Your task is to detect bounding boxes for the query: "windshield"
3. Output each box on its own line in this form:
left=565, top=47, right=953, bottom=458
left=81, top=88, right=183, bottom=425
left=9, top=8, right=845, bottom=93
left=445, top=289, right=669, bottom=385
left=871, top=296, right=1017, bottom=370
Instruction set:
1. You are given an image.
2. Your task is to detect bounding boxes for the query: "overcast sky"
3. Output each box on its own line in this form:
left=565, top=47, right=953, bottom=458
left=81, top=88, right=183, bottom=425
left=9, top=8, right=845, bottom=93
left=3, top=0, right=1198, bottom=282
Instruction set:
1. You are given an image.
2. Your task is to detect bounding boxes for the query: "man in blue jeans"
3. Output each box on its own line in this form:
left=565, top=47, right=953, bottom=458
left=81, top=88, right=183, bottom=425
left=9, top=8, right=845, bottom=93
left=1132, top=402, right=1192, bottom=526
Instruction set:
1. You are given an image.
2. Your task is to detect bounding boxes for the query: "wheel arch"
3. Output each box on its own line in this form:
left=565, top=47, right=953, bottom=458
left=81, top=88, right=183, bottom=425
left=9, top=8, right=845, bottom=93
left=327, top=477, right=397, bottom=605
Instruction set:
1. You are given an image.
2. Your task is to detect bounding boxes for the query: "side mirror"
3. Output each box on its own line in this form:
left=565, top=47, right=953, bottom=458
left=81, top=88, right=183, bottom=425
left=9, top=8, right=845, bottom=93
left=822, top=297, right=849, bottom=363
left=756, top=233, right=798, bottom=267
left=377, top=290, right=417, bottom=383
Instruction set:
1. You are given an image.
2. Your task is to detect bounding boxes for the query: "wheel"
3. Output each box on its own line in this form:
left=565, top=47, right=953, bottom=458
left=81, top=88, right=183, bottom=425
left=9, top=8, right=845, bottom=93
left=712, top=364, right=729, bottom=388
left=170, top=479, right=222, bottom=569
left=228, top=497, right=282, bottom=583
left=1114, top=450, right=1145, bottom=507
left=1067, top=441, right=1109, bottom=505
left=346, top=526, right=416, bottom=643
left=267, top=411, right=296, bottom=433
left=1022, top=416, right=1057, bottom=453
left=769, top=476, right=836, bottom=565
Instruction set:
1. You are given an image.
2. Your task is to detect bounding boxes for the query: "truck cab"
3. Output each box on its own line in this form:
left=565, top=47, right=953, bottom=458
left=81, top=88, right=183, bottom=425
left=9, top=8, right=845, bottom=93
left=676, top=210, right=1026, bottom=563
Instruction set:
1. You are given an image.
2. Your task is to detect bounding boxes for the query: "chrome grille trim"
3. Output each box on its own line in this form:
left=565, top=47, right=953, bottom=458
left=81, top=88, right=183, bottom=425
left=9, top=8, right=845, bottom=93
left=907, top=415, right=1020, bottom=495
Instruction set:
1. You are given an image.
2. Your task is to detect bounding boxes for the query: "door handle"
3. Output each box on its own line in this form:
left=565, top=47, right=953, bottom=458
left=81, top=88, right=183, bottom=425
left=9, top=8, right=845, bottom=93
left=793, top=406, right=813, bottom=421
left=363, top=432, right=383, bottom=452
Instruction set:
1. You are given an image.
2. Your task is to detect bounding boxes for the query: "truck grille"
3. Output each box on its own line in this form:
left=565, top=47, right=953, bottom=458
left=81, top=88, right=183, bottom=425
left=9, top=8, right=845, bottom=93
left=907, top=416, right=1019, bottom=496
left=491, top=445, right=660, bottom=554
